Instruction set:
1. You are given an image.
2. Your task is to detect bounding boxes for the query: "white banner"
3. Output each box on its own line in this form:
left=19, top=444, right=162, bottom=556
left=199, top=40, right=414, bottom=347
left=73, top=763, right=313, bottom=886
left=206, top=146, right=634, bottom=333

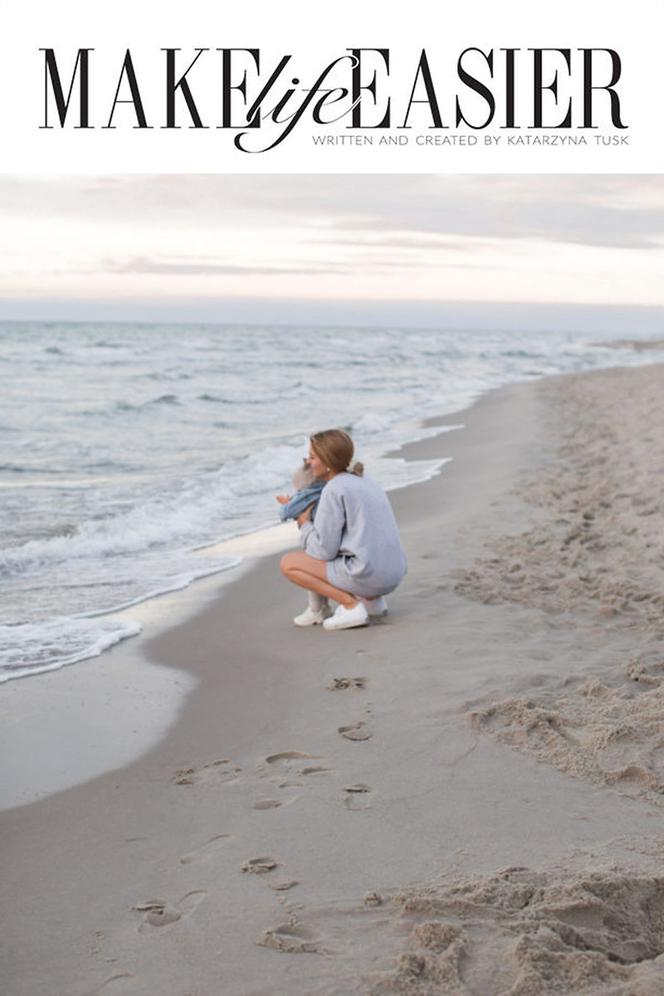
left=0, top=0, right=663, bottom=173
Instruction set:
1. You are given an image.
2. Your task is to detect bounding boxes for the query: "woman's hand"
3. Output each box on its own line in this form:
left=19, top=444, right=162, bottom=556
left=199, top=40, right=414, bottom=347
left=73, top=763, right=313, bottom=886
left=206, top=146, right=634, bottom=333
left=275, top=494, right=292, bottom=505
left=297, top=504, right=314, bottom=526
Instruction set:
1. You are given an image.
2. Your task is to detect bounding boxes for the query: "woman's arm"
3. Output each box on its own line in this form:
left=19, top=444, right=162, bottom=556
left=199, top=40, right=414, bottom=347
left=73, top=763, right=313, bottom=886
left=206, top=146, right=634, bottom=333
left=298, top=487, right=345, bottom=560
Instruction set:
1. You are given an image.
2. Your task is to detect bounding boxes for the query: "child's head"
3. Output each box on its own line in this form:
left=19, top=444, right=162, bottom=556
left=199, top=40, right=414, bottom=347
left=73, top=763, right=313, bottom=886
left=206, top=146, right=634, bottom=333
left=292, top=460, right=316, bottom=490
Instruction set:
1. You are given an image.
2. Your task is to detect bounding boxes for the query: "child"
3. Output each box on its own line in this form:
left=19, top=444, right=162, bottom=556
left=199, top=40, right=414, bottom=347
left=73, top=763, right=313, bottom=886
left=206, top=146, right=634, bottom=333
left=276, top=460, right=330, bottom=626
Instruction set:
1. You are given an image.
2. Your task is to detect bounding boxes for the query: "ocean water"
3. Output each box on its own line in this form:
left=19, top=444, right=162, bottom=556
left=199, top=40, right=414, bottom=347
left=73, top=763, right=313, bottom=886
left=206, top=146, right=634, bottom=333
left=2, top=320, right=663, bottom=683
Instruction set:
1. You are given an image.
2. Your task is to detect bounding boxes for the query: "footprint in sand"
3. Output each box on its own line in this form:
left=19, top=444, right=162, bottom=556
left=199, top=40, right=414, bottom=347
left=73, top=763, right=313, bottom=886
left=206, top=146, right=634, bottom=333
left=265, top=750, right=320, bottom=765
left=268, top=880, right=299, bottom=892
left=338, top=722, right=373, bottom=742
left=256, top=918, right=326, bottom=955
left=132, top=890, right=207, bottom=931
left=328, top=677, right=367, bottom=691
left=343, top=783, right=373, bottom=810
left=299, top=765, right=334, bottom=776
left=172, top=759, right=242, bottom=787
left=84, top=973, right=135, bottom=996
left=258, top=751, right=323, bottom=785
left=241, top=856, right=279, bottom=874
left=253, top=788, right=305, bottom=810
left=242, top=858, right=300, bottom=898
left=179, top=833, right=231, bottom=865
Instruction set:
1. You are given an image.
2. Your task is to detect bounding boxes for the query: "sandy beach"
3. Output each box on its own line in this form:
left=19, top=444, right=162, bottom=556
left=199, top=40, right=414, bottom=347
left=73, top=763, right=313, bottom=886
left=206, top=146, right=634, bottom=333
left=3, top=361, right=664, bottom=996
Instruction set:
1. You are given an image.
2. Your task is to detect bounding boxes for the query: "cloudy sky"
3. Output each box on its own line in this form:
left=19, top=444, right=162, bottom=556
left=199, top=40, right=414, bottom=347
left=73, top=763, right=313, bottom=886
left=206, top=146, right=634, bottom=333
left=0, top=174, right=662, bottom=329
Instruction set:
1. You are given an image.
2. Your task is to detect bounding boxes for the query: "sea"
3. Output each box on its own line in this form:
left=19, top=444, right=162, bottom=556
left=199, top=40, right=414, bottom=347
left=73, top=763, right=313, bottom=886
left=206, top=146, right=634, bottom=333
left=2, top=320, right=663, bottom=684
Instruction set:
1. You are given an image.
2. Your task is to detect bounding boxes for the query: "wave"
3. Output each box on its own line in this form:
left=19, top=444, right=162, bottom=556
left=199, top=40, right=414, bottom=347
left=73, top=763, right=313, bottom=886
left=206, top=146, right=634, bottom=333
left=352, top=410, right=401, bottom=434
left=76, top=561, right=242, bottom=618
left=197, top=392, right=233, bottom=404
left=0, top=464, right=73, bottom=475
left=500, top=349, right=547, bottom=359
left=0, top=464, right=34, bottom=474
left=0, top=498, right=215, bottom=575
left=0, top=615, right=143, bottom=682
left=0, top=441, right=302, bottom=577
left=118, top=393, right=181, bottom=409
left=197, top=383, right=313, bottom=407
left=1, top=556, right=242, bottom=683
left=80, top=394, right=184, bottom=415
left=144, top=371, right=193, bottom=381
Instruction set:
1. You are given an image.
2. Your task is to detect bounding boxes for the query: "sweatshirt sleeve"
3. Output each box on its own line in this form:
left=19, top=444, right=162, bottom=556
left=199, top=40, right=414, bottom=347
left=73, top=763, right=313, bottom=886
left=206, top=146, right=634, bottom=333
left=299, top=486, right=345, bottom=560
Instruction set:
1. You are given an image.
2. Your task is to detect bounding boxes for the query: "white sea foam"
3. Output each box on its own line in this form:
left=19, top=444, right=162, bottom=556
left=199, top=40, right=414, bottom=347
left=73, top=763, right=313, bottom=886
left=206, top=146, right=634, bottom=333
left=0, top=616, right=143, bottom=682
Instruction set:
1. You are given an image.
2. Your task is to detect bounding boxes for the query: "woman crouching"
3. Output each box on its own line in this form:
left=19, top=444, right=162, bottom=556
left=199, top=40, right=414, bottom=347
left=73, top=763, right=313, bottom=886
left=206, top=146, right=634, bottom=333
left=280, top=429, right=407, bottom=631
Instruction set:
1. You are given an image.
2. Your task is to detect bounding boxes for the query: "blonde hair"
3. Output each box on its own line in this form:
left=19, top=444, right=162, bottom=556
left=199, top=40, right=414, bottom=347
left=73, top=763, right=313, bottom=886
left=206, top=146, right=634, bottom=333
left=310, top=429, right=364, bottom=476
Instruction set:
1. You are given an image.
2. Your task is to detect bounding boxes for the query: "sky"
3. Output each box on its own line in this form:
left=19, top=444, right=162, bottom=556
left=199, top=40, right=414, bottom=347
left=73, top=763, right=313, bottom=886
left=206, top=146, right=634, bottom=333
left=0, top=174, right=663, bottom=330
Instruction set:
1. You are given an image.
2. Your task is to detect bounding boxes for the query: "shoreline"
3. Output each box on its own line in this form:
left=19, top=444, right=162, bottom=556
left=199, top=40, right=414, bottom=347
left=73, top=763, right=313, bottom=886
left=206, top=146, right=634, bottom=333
left=3, top=363, right=664, bottom=995
left=6, top=329, right=664, bottom=694
left=0, top=418, right=454, bottom=810
left=5, top=329, right=664, bottom=692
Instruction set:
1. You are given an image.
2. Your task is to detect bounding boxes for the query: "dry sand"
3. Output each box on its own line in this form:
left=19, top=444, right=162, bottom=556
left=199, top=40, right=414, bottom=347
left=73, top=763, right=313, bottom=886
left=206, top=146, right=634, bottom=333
left=3, top=364, right=664, bottom=996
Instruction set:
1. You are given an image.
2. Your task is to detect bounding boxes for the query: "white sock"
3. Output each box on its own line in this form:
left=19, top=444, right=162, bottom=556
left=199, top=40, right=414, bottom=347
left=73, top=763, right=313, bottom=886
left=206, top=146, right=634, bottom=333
left=308, top=592, right=328, bottom=611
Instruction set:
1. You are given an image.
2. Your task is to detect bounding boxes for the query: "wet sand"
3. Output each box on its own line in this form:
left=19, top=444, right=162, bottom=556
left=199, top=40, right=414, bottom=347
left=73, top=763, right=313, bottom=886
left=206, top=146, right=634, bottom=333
left=3, top=364, right=664, bottom=996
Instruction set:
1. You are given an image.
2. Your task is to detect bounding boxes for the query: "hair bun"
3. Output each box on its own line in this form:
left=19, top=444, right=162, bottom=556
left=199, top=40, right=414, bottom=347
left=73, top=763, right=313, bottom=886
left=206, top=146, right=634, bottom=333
left=349, top=461, right=364, bottom=477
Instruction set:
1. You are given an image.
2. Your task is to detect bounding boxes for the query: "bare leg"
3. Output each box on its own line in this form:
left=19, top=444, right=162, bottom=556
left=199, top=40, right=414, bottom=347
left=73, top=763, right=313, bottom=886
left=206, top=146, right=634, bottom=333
left=280, top=552, right=358, bottom=609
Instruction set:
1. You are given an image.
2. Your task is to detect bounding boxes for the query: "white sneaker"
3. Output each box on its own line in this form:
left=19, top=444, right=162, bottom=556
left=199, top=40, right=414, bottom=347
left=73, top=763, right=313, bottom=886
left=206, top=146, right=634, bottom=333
left=293, top=605, right=332, bottom=627
left=322, top=602, right=369, bottom=631
left=360, top=596, right=388, bottom=617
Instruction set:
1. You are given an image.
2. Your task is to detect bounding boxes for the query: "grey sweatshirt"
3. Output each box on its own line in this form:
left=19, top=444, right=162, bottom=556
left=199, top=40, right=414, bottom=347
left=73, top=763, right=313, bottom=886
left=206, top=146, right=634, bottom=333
left=299, top=472, right=407, bottom=597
